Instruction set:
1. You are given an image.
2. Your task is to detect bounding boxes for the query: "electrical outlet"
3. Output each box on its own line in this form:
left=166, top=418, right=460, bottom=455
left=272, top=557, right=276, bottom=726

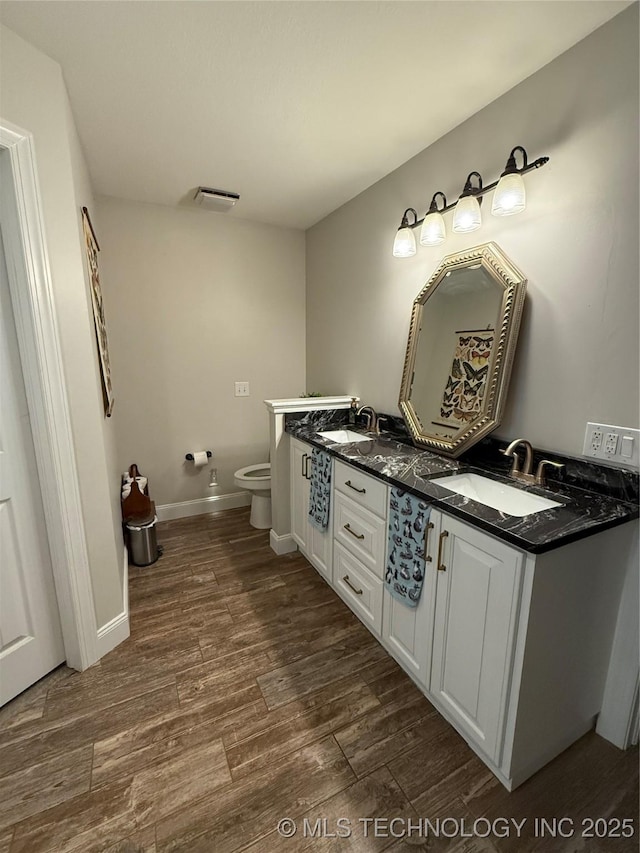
left=583, top=422, right=639, bottom=469
left=234, top=381, right=250, bottom=397
left=604, top=433, right=618, bottom=455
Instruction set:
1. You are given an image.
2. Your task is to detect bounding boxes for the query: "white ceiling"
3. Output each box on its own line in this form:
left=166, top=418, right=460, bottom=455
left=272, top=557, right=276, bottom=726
left=0, top=1, right=630, bottom=229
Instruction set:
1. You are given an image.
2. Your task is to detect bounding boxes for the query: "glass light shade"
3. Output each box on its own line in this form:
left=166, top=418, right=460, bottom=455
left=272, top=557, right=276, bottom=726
left=452, top=196, right=482, bottom=233
left=492, top=173, right=526, bottom=216
left=419, top=212, right=446, bottom=246
left=392, top=226, right=417, bottom=258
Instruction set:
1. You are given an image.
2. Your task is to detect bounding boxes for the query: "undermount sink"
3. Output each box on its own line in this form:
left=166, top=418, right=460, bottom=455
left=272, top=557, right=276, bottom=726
left=317, top=429, right=371, bottom=444
left=430, top=472, right=563, bottom=517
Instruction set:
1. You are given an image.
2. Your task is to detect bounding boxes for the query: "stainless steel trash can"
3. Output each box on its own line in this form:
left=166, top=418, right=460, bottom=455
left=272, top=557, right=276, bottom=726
left=127, top=518, right=159, bottom=567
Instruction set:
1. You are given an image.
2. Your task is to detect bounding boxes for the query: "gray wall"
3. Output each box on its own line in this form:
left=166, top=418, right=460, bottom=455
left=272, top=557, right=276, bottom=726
left=306, top=6, right=639, bottom=458
left=0, top=24, right=124, bottom=628
left=97, top=196, right=306, bottom=507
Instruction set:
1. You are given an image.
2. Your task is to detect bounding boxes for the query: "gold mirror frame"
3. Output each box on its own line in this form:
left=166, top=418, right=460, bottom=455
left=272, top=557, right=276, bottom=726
left=399, top=242, right=526, bottom=457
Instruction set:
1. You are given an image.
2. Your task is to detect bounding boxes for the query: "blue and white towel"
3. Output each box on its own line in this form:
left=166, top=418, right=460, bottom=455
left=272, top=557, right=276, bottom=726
left=308, top=448, right=332, bottom=530
left=385, top=487, right=431, bottom=607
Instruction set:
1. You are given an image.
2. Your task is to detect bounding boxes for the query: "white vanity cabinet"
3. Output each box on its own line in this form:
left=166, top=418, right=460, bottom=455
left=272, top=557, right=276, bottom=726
left=424, top=508, right=626, bottom=789
left=289, top=437, right=332, bottom=583
left=332, top=460, right=388, bottom=635
left=427, top=512, right=524, bottom=766
left=288, top=443, right=628, bottom=789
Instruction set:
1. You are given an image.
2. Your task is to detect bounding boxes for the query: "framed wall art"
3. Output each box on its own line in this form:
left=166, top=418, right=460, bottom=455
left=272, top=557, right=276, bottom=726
left=82, top=206, right=114, bottom=417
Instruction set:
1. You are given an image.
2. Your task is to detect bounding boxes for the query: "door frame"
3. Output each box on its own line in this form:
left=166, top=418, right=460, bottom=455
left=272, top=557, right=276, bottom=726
left=0, top=118, right=98, bottom=671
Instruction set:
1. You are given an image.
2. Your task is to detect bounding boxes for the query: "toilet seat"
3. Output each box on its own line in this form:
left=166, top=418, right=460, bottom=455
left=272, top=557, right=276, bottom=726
left=234, top=464, right=271, bottom=483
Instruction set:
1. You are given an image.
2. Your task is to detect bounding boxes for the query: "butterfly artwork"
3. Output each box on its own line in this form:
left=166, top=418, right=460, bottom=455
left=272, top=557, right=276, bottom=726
left=473, top=334, right=493, bottom=348
left=463, top=379, right=483, bottom=395
left=454, top=406, right=476, bottom=422
left=463, top=362, right=489, bottom=383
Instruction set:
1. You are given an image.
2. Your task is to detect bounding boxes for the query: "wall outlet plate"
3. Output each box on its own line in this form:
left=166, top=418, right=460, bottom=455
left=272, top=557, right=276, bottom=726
left=583, top=423, right=639, bottom=470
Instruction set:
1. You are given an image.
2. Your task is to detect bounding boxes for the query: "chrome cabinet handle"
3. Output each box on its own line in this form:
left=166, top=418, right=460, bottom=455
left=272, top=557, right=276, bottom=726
left=437, top=530, right=449, bottom=572
left=425, top=521, right=434, bottom=562
left=343, top=523, right=365, bottom=540
left=343, top=575, right=363, bottom=595
left=345, top=480, right=366, bottom=494
left=301, top=453, right=307, bottom=478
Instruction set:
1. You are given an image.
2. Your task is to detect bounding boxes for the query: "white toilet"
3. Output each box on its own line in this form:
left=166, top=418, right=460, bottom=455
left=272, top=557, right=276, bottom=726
left=234, top=463, right=272, bottom=529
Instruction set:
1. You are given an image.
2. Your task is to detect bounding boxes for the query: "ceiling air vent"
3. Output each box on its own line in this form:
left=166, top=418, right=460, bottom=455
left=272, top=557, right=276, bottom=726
left=194, top=186, right=240, bottom=212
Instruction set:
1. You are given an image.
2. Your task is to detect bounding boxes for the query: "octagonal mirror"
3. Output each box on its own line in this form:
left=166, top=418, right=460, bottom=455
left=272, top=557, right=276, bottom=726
left=399, top=242, right=526, bottom=457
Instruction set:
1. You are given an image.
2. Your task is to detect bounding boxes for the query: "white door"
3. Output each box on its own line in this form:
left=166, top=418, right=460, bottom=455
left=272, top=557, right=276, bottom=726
left=429, top=514, right=523, bottom=763
left=0, top=228, right=65, bottom=705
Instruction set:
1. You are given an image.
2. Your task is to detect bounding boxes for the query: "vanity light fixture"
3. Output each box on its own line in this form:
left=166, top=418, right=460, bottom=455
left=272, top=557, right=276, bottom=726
left=392, top=146, right=549, bottom=256
left=419, top=192, right=447, bottom=246
left=392, top=208, right=418, bottom=258
left=452, top=172, right=483, bottom=233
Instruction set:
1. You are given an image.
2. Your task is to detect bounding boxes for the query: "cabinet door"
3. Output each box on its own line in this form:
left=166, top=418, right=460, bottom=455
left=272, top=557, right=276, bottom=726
left=382, top=511, right=440, bottom=689
left=429, top=513, right=523, bottom=763
left=309, top=486, right=333, bottom=584
left=290, top=438, right=311, bottom=553
left=290, top=438, right=333, bottom=583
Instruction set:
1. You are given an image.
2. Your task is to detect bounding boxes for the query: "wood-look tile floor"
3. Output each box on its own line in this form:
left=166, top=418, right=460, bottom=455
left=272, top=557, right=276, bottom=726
left=1, top=507, right=637, bottom=852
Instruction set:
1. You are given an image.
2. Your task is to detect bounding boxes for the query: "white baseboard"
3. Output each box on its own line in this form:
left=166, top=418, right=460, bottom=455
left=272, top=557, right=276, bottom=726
left=96, top=549, right=130, bottom=658
left=270, top=529, right=298, bottom=555
left=156, top=491, right=251, bottom=522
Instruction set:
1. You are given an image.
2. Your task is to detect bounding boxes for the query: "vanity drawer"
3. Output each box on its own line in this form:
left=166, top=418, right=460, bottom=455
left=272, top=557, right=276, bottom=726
left=334, top=543, right=383, bottom=635
left=334, top=460, right=388, bottom=518
left=333, top=491, right=387, bottom=578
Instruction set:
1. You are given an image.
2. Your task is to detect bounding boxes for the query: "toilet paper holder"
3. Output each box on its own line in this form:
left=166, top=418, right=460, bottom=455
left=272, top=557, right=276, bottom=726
left=185, top=451, right=212, bottom=461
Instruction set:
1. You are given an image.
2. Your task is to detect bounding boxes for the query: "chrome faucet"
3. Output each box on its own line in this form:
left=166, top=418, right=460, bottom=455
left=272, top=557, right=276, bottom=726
left=356, top=405, right=377, bottom=433
left=501, top=438, right=564, bottom=487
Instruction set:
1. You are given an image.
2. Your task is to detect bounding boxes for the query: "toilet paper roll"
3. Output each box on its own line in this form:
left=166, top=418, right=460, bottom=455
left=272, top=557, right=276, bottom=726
left=192, top=451, right=209, bottom=468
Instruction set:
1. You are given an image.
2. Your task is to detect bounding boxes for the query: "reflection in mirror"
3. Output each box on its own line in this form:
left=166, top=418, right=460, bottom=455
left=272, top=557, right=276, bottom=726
left=399, top=243, right=526, bottom=457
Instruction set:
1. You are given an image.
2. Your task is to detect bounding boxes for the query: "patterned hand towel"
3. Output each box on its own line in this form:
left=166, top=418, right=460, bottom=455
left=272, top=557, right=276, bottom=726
left=385, top=487, right=431, bottom=607
left=308, top=448, right=332, bottom=530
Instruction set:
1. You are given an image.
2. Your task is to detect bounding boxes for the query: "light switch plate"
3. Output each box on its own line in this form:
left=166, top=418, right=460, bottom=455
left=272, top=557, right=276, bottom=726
left=235, top=381, right=250, bottom=397
left=583, top=423, right=639, bottom=470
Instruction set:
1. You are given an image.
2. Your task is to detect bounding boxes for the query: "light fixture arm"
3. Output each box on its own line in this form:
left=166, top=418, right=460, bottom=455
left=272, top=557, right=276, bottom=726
left=399, top=208, right=418, bottom=228
left=502, top=145, right=528, bottom=175
left=461, top=171, right=483, bottom=198
left=427, top=191, right=447, bottom=214
left=399, top=148, right=549, bottom=231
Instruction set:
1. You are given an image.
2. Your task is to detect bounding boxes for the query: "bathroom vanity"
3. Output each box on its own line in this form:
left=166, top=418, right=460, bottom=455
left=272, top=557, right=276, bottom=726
left=288, top=426, right=638, bottom=791
left=278, top=242, right=637, bottom=790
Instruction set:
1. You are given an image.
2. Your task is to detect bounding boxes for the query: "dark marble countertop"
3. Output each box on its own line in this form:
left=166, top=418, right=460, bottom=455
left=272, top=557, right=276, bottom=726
left=286, top=414, right=638, bottom=555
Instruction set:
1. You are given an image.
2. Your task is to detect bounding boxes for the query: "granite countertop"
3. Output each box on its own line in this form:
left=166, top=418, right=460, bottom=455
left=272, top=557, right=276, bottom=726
left=286, top=414, right=639, bottom=555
